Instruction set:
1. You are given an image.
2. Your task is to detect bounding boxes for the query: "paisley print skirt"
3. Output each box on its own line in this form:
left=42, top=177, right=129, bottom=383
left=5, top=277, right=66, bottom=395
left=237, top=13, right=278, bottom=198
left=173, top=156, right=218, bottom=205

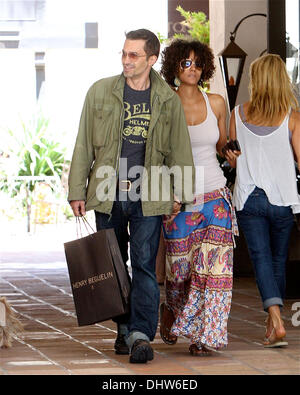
left=162, top=187, right=238, bottom=349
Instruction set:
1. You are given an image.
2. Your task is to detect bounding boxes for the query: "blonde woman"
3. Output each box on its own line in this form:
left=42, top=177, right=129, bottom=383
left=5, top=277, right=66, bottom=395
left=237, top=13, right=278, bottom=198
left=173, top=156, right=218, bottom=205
left=226, top=54, right=300, bottom=348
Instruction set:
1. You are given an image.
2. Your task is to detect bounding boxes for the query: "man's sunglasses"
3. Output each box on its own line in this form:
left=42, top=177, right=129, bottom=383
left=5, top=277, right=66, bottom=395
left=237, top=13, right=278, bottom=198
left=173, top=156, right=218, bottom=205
left=121, top=50, right=147, bottom=61
left=180, top=59, right=203, bottom=70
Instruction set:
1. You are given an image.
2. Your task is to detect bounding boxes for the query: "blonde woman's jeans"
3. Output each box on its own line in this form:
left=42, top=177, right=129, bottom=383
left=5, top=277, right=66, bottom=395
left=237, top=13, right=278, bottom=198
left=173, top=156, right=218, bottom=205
left=237, top=187, right=294, bottom=312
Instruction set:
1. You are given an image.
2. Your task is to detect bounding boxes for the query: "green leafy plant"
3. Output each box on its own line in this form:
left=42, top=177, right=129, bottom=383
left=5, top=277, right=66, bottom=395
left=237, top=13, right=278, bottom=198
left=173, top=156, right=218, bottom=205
left=1, top=115, right=68, bottom=232
left=157, top=6, right=210, bottom=44
left=174, top=6, right=210, bottom=44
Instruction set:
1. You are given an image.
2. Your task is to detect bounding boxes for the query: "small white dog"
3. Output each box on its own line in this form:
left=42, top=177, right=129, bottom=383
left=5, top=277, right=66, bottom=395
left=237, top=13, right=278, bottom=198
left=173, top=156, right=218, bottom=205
left=0, top=297, right=23, bottom=348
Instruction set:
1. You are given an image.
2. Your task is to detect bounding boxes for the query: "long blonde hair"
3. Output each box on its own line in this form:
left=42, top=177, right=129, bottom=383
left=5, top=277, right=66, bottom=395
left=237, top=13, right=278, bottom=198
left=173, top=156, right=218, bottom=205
left=248, top=53, right=298, bottom=124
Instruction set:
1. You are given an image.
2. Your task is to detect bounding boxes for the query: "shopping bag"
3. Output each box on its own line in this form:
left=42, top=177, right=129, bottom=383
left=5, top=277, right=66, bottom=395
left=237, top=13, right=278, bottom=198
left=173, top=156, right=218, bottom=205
left=64, top=217, right=131, bottom=326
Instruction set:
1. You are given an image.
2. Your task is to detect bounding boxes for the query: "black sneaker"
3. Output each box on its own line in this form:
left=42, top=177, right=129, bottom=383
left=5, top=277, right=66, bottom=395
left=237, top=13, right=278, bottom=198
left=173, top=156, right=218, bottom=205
left=129, top=339, right=154, bottom=363
left=114, top=334, right=129, bottom=355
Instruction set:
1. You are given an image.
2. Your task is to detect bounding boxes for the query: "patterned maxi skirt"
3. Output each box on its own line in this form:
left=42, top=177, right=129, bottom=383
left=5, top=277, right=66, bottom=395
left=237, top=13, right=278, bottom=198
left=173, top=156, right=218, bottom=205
left=162, top=187, right=238, bottom=349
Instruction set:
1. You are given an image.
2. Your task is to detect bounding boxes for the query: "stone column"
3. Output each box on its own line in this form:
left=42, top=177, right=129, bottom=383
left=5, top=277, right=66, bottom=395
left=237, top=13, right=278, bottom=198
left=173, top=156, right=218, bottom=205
left=210, top=0, right=268, bottom=113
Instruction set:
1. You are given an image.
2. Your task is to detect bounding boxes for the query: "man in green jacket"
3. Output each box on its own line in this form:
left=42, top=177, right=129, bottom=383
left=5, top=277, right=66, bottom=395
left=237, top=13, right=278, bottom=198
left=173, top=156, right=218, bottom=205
left=68, top=29, right=194, bottom=364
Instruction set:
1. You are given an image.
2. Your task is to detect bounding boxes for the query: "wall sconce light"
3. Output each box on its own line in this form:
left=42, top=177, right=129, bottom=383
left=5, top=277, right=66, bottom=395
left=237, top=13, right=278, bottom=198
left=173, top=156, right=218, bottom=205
left=218, top=13, right=267, bottom=111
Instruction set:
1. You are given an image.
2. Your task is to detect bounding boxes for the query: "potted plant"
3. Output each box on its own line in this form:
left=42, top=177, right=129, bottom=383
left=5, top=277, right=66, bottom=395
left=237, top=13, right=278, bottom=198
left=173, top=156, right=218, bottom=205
left=1, top=115, right=68, bottom=232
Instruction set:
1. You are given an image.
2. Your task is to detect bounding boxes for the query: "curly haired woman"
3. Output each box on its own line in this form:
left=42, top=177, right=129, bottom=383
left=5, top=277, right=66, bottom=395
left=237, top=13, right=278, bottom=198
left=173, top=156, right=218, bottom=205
left=159, top=39, right=239, bottom=356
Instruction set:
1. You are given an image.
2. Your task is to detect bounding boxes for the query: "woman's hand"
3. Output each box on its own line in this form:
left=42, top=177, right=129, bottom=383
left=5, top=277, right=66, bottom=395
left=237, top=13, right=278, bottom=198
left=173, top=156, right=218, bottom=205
left=225, top=149, right=241, bottom=168
left=172, top=200, right=182, bottom=215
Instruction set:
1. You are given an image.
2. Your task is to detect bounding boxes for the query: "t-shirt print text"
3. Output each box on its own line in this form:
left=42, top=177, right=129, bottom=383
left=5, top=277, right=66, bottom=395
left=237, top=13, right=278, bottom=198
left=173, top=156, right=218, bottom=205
left=123, top=101, right=151, bottom=144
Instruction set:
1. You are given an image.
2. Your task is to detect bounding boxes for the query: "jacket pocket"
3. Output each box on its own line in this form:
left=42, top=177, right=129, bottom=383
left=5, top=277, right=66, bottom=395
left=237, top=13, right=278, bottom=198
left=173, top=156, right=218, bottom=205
left=92, top=104, right=113, bottom=147
left=153, top=113, right=171, bottom=157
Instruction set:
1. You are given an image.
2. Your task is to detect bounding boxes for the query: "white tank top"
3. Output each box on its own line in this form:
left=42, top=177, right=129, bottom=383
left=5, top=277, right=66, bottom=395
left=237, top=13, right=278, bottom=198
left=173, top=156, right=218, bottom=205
left=233, top=105, right=300, bottom=213
left=188, top=90, right=226, bottom=194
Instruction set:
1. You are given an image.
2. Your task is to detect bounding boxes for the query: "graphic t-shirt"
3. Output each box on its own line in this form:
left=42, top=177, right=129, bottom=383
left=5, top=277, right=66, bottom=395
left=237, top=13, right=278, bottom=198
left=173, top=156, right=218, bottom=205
left=120, top=83, right=151, bottom=179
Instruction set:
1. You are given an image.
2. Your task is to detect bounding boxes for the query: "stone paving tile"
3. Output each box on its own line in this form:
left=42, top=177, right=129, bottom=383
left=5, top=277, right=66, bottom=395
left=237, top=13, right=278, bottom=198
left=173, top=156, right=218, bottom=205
left=1, top=261, right=299, bottom=376
left=71, top=367, right=132, bottom=375
left=6, top=369, right=69, bottom=375
left=192, top=363, right=263, bottom=375
left=229, top=350, right=297, bottom=371
left=3, top=363, right=67, bottom=374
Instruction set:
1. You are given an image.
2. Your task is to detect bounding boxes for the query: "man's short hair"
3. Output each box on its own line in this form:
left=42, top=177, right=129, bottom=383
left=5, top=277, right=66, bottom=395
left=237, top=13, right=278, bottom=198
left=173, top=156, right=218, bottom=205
left=125, top=29, right=160, bottom=58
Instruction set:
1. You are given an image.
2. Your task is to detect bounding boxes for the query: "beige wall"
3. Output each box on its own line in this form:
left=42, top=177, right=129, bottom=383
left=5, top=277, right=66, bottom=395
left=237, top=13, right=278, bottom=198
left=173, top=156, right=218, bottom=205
left=209, top=0, right=226, bottom=101
left=210, top=0, right=267, bottom=115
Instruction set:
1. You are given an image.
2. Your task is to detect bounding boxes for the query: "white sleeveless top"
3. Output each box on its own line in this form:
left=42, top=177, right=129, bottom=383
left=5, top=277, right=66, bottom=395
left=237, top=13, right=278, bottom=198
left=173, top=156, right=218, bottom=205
left=233, top=105, right=300, bottom=213
left=188, top=91, right=226, bottom=194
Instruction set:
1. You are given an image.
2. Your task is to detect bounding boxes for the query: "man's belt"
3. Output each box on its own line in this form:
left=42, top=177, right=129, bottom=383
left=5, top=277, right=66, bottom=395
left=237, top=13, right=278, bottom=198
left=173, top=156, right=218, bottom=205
left=119, top=179, right=132, bottom=192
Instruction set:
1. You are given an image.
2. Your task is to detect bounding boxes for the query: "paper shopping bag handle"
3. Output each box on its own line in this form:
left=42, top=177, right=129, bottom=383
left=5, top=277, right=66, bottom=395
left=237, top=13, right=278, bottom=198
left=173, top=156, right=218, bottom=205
left=76, top=216, right=96, bottom=238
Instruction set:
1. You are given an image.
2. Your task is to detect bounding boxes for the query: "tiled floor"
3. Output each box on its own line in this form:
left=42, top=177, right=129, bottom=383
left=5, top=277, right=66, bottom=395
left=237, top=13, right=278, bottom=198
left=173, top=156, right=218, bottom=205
left=0, top=227, right=299, bottom=375
left=1, top=262, right=299, bottom=375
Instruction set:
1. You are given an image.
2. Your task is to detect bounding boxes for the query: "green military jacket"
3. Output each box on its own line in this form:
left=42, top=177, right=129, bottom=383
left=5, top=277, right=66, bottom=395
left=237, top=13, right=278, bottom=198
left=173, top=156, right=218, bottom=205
left=68, top=68, right=195, bottom=216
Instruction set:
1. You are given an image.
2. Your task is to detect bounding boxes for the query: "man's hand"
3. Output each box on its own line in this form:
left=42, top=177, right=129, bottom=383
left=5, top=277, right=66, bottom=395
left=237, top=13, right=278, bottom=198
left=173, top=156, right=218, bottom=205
left=165, top=201, right=182, bottom=225
left=70, top=200, right=86, bottom=217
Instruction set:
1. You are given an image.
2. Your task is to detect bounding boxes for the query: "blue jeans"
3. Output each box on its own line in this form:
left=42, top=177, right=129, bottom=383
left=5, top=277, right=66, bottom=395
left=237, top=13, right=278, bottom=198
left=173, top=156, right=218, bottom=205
left=95, top=200, right=162, bottom=348
left=237, top=187, right=294, bottom=311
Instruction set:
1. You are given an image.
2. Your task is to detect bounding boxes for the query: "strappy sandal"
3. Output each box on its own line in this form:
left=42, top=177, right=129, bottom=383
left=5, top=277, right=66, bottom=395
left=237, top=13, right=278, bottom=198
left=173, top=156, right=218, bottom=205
left=264, top=316, right=272, bottom=339
left=159, top=302, right=177, bottom=345
left=263, top=328, right=288, bottom=348
left=263, top=316, right=288, bottom=348
left=189, top=344, right=212, bottom=357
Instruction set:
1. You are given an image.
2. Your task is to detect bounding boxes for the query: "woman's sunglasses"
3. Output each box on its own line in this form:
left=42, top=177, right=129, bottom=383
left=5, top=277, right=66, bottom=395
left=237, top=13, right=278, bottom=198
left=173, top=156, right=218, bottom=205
left=180, top=59, right=203, bottom=70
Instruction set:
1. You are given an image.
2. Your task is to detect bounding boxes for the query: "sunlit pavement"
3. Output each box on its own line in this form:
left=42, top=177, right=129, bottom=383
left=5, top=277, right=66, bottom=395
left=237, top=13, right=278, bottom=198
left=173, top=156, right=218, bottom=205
left=0, top=223, right=299, bottom=375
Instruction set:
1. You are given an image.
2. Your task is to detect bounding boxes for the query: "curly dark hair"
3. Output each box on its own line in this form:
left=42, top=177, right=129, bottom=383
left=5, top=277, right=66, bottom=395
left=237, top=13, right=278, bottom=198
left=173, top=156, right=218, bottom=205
left=160, top=38, right=216, bottom=87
